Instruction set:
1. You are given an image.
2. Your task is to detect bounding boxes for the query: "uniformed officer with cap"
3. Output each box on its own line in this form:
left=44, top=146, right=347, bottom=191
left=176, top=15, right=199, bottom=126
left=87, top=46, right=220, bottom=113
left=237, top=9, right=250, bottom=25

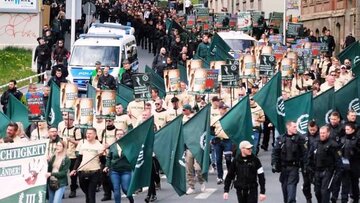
left=224, top=140, right=266, bottom=203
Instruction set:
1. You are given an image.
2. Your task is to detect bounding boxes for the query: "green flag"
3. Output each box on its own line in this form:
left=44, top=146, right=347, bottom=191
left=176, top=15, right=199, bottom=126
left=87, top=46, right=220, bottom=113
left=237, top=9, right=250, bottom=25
left=117, top=83, right=135, bottom=103
left=154, top=115, right=186, bottom=196
left=0, top=111, right=11, bottom=138
left=145, top=65, right=166, bottom=98
left=334, top=78, right=360, bottom=123
left=87, top=85, right=97, bottom=109
left=253, top=72, right=286, bottom=134
left=313, top=87, right=335, bottom=126
left=118, top=117, right=155, bottom=196
left=45, top=82, right=62, bottom=127
left=284, top=91, right=313, bottom=135
left=6, top=94, right=30, bottom=129
left=208, top=33, right=233, bottom=62
left=220, top=95, right=254, bottom=146
left=177, top=64, right=188, bottom=85
left=183, top=104, right=211, bottom=180
left=338, top=41, right=360, bottom=77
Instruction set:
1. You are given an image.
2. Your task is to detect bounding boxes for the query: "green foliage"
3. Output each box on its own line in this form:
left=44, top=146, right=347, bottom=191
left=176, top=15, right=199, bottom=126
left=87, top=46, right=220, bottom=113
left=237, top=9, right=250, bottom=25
left=0, top=47, right=34, bottom=91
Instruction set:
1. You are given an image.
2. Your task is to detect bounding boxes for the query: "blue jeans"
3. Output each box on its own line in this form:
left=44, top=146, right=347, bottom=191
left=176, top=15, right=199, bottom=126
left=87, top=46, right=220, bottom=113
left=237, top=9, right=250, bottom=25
left=48, top=185, right=66, bottom=203
left=214, top=139, right=233, bottom=179
left=110, top=170, right=133, bottom=203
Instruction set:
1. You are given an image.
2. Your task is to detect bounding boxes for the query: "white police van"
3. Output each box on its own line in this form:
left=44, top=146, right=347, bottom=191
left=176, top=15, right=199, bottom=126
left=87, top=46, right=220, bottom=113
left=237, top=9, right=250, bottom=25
left=217, top=31, right=256, bottom=55
left=88, top=22, right=135, bottom=35
left=68, top=30, right=138, bottom=90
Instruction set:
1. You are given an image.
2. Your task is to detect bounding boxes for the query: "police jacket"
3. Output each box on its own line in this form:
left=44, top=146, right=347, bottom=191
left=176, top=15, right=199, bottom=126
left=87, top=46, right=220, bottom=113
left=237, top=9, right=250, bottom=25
left=97, top=74, right=117, bottom=90
left=305, top=132, right=319, bottom=156
left=307, top=138, right=342, bottom=172
left=271, top=133, right=306, bottom=168
left=224, top=154, right=265, bottom=194
left=328, top=123, right=345, bottom=144
left=340, top=133, right=360, bottom=175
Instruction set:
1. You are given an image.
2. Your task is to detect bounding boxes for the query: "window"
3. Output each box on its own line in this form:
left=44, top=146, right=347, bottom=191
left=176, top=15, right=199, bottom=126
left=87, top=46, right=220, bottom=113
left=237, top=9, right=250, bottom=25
left=70, top=46, right=120, bottom=67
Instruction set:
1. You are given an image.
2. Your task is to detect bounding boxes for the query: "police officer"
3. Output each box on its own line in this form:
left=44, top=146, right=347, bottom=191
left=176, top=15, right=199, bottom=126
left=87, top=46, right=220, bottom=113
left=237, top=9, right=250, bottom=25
left=271, top=121, right=306, bottom=203
left=339, top=122, right=360, bottom=203
left=327, top=111, right=345, bottom=201
left=223, top=140, right=266, bottom=203
left=307, top=125, right=342, bottom=203
left=303, top=121, right=319, bottom=203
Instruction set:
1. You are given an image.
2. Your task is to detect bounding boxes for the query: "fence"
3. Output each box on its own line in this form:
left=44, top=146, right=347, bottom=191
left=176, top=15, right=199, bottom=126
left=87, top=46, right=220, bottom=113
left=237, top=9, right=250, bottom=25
left=0, top=72, right=47, bottom=93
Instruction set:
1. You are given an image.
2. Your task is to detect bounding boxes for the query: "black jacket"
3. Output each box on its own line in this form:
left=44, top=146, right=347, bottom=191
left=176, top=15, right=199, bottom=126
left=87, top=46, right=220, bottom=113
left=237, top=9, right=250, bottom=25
left=120, top=69, right=133, bottom=89
left=34, top=44, right=51, bottom=63
left=224, top=154, right=265, bottom=194
left=98, top=74, right=117, bottom=90
left=51, top=64, right=69, bottom=78
left=1, top=88, right=23, bottom=106
left=47, top=76, right=67, bottom=87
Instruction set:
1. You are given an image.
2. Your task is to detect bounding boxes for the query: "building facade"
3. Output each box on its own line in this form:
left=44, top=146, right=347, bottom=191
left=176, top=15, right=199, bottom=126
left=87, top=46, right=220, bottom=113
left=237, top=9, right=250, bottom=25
left=208, top=0, right=285, bottom=19
left=301, top=0, right=357, bottom=53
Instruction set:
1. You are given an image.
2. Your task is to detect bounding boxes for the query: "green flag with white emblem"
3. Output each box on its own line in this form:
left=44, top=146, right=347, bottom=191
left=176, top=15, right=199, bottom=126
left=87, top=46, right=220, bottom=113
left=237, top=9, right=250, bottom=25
left=253, top=72, right=286, bottom=134
left=154, top=115, right=186, bottom=196
left=313, top=87, right=335, bottom=126
left=6, top=94, right=30, bottom=129
left=284, top=91, right=313, bottom=135
left=0, top=111, right=11, bottom=138
left=338, top=41, right=360, bottom=77
left=334, top=78, right=360, bottom=123
left=183, top=104, right=211, bottom=180
left=220, top=95, right=254, bottom=146
left=118, top=116, right=155, bottom=196
left=45, top=82, right=62, bottom=127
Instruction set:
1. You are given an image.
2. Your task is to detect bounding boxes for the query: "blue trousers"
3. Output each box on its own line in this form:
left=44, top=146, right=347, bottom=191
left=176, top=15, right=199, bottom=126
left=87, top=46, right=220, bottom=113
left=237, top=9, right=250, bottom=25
left=110, top=170, right=134, bottom=203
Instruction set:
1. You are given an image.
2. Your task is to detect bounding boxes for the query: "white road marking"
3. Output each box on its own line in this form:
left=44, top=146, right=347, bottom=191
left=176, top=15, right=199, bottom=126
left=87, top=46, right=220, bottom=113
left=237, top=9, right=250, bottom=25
left=194, top=188, right=217, bottom=199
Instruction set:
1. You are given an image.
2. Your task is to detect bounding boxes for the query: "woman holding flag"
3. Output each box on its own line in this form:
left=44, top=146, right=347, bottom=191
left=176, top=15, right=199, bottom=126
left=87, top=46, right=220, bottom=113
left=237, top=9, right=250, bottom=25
left=103, top=129, right=134, bottom=203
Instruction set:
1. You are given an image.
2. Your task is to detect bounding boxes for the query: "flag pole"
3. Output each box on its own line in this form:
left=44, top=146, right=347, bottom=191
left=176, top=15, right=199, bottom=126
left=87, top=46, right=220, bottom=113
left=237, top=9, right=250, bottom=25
left=37, top=121, right=40, bottom=140
left=283, top=0, right=287, bottom=45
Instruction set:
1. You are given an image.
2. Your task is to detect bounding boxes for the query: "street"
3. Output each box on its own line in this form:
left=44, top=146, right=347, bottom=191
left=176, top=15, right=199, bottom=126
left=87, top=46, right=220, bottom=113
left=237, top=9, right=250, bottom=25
left=62, top=147, right=313, bottom=203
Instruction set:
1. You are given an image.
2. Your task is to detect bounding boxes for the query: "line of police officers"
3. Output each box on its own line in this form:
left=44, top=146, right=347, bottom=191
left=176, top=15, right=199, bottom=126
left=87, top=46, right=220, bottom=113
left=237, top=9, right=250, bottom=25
left=271, top=110, right=360, bottom=203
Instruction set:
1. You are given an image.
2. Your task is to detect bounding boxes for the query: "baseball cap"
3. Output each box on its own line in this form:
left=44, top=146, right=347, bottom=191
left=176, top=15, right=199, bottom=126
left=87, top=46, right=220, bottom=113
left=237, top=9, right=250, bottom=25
left=122, top=59, right=130, bottom=64
left=239, top=140, right=253, bottom=149
left=183, top=104, right=192, bottom=111
left=95, top=61, right=101, bottom=65
left=340, top=65, right=347, bottom=69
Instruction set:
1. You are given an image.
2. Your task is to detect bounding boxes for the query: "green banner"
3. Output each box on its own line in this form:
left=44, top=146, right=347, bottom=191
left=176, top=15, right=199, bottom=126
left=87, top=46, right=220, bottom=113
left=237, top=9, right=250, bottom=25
left=118, top=117, right=155, bottom=196
left=154, top=115, right=186, bottom=196
left=313, top=88, right=335, bottom=127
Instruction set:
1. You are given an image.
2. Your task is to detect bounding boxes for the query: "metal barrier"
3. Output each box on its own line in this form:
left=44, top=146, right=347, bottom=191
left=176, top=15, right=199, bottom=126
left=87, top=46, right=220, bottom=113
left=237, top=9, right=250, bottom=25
left=0, top=72, right=47, bottom=93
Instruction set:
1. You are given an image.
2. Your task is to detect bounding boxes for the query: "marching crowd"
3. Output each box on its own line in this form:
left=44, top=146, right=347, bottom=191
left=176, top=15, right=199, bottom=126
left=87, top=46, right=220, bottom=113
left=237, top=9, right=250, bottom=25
left=1, top=1, right=360, bottom=203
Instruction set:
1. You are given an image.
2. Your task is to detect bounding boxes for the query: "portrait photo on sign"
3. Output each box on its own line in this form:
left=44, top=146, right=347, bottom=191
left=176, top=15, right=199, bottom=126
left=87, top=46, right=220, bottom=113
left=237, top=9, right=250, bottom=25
left=164, top=69, right=181, bottom=93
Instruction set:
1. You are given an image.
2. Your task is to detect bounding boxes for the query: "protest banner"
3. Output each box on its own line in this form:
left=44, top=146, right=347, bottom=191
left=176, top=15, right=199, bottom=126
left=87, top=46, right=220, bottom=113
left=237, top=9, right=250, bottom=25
left=60, top=83, right=78, bottom=112
left=164, top=69, right=181, bottom=94
left=26, top=92, right=45, bottom=122
left=95, top=90, right=116, bottom=119
left=186, top=59, right=203, bottom=80
left=205, top=69, right=219, bottom=93
left=74, top=98, right=94, bottom=128
left=0, top=140, right=49, bottom=203
left=188, top=68, right=207, bottom=94
left=210, top=60, right=226, bottom=81
left=132, top=73, right=151, bottom=101
left=241, top=55, right=256, bottom=79
left=221, top=64, right=239, bottom=87
left=281, top=58, right=294, bottom=79
left=237, top=12, right=252, bottom=31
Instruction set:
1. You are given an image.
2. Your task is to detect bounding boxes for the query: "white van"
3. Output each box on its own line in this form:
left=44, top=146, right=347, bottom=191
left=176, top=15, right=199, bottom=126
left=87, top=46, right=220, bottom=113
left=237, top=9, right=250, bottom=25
left=88, top=22, right=136, bottom=36
left=68, top=33, right=138, bottom=90
left=217, top=31, right=257, bottom=54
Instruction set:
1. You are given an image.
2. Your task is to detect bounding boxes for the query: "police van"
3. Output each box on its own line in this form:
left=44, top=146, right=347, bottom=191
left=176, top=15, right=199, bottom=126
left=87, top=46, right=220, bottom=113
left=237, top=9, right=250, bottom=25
left=88, top=22, right=135, bottom=35
left=217, top=31, right=257, bottom=56
left=68, top=32, right=138, bottom=90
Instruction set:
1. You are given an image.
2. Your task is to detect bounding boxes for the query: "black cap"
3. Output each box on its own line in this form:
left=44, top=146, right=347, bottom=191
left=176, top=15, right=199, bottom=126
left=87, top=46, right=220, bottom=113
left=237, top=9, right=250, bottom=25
left=219, top=102, right=229, bottom=109
left=252, top=84, right=259, bottom=89
left=95, top=61, right=101, bottom=65
left=37, top=37, right=44, bottom=41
